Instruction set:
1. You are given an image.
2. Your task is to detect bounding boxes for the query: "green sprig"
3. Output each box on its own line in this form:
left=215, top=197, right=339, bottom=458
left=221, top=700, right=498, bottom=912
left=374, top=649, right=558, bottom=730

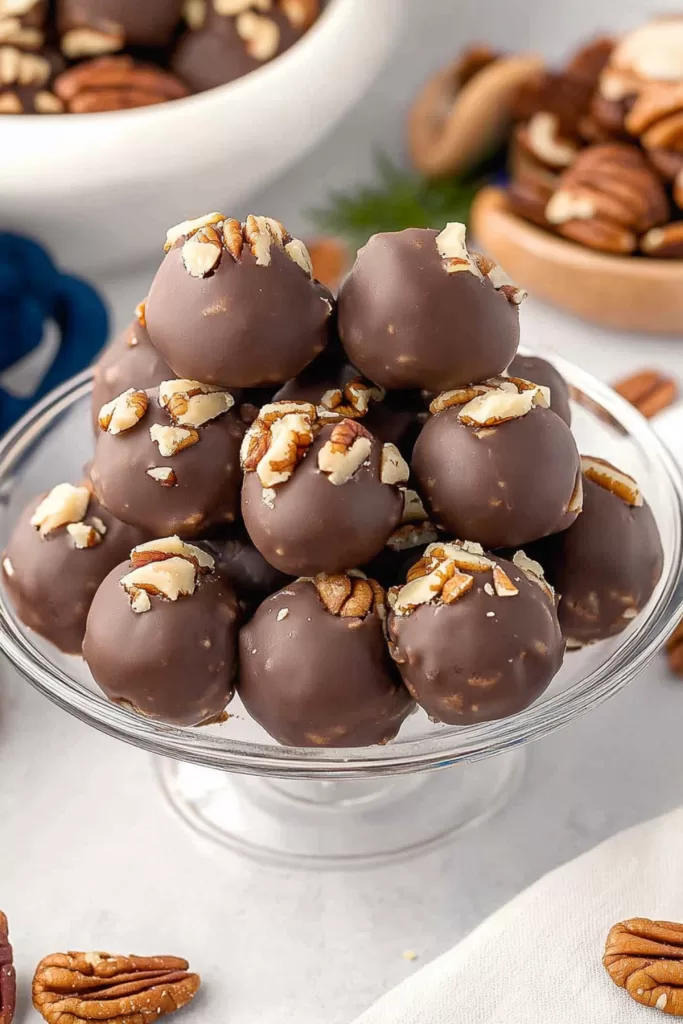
left=311, top=153, right=498, bottom=247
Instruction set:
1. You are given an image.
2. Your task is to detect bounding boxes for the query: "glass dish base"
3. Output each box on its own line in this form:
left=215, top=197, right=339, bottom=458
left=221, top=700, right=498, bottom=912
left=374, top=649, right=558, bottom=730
left=155, top=749, right=526, bottom=869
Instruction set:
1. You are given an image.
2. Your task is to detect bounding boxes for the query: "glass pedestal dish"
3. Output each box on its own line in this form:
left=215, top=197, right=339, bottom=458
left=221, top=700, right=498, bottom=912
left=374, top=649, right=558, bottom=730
left=1, top=356, right=682, bottom=869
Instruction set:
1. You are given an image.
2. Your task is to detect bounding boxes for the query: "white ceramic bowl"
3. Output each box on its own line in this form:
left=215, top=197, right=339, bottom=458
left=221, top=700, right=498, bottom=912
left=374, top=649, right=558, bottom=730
left=0, top=0, right=400, bottom=277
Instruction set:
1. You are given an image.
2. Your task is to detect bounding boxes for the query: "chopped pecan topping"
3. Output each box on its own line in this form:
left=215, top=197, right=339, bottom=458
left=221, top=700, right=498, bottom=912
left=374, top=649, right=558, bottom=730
left=313, top=572, right=384, bottom=618
left=98, top=388, right=148, bottom=434
left=66, top=520, right=106, bottom=550
left=130, top=537, right=214, bottom=572
left=604, top=918, right=683, bottom=1015
left=30, top=484, right=90, bottom=537
left=158, top=379, right=234, bottom=428
left=164, top=212, right=314, bottom=279
left=434, top=222, right=526, bottom=303
left=235, top=10, right=280, bottom=61
left=318, top=377, right=384, bottom=421
left=240, top=401, right=317, bottom=489
left=32, top=951, right=200, bottom=1024
left=317, top=419, right=373, bottom=486
left=581, top=455, right=643, bottom=507
left=146, top=467, right=178, bottom=487
left=390, top=541, right=499, bottom=616
left=512, top=550, right=555, bottom=602
left=380, top=443, right=410, bottom=486
left=120, top=535, right=214, bottom=611
left=386, top=521, right=439, bottom=552
left=431, top=376, right=549, bottom=426
left=401, top=488, right=429, bottom=523
left=0, top=912, right=15, bottom=1024
left=0, top=46, right=50, bottom=86
left=149, top=424, right=200, bottom=457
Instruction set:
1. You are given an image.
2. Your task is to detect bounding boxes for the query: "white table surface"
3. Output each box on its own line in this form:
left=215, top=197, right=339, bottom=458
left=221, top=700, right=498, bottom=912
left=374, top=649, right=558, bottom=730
left=4, top=2, right=683, bottom=1022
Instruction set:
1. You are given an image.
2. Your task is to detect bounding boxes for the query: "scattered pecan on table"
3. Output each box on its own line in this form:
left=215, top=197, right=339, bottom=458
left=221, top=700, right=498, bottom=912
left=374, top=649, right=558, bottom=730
left=605, top=918, right=683, bottom=1014
left=32, top=951, right=200, bottom=1024
left=612, top=369, right=678, bottom=419
left=0, top=913, right=16, bottom=1024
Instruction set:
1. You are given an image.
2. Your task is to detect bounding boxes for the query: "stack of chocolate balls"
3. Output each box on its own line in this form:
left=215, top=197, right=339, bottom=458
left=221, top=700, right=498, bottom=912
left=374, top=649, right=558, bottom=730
left=2, top=215, right=664, bottom=747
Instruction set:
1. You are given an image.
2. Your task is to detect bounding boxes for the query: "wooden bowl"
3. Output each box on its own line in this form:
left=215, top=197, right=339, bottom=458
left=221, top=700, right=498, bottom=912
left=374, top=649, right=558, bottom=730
left=470, top=186, right=683, bottom=335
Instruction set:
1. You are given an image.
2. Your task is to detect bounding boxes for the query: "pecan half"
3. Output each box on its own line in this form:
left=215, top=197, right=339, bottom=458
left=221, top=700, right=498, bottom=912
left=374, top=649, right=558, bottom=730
left=604, top=918, right=683, bottom=1014
left=313, top=573, right=384, bottom=619
left=544, top=142, right=670, bottom=252
left=53, top=56, right=189, bottom=113
left=33, top=951, right=200, bottom=1024
left=0, top=913, right=15, bottom=1024
left=613, top=369, right=678, bottom=418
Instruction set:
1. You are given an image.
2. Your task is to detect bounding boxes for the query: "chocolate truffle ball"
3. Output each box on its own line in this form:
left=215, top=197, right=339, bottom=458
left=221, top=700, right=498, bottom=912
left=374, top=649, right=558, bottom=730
left=204, top=526, right=290, bottom=615
left=145, top=214, right=334, bottom=389
left=57, top=0, right=184, bottom=58
left=238, top=574, right=413, bottom=747
left=388, top=543, right=564, bottom=725
left=83, top=537, right=238, bottom=726
left=91, top=381, right=244, bottom=538
left=412, top=378, right=582, bottom=549
left=337, top=223, right=525, bottom=391
left=91, top=305, right=171, bottom=431
left=2, top=483, right=146, bottom=654
left=533, top=456, right=663, bottom=646
left=508, top=353, right=571, bottom=425
left=240, top=402, right=406, bottom=575
left=172, top=0, right=318, bottom=92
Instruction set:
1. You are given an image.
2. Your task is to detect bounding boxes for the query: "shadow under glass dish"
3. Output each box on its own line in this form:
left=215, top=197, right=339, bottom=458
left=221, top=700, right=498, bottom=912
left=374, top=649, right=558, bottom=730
left=1, top=356, right=682, bottom=866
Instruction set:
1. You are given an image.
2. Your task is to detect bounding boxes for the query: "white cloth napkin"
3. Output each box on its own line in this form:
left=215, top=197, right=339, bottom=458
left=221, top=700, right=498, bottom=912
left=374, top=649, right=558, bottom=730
left=352, top=809, right=683, bottom=1023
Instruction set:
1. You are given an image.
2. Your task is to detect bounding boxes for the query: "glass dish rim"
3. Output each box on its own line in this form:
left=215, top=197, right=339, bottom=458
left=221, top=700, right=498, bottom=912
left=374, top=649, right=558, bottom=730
left=1, top=358, right=682, bottom=779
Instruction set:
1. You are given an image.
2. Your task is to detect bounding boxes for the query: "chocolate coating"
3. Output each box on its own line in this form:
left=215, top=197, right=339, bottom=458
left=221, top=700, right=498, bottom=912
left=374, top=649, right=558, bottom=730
left=2, top=490, right=146, bottom=655
left=532, top=470, right=663, bottom=645
left=91, top=316, right=171, bottom=432
left=508, top=354, right=571, bottom=426
left=84, top=563, right=238, bottom=726
left=57, top=0, right=183, bottom=50
left=412, top=406, right=581, bottom=549
left=242, top=424, right=403, bottom=576
left=91, top=387, right=244, bottom=538
left=337, top=228, right=520, bottom=391
left=172, top=5, right=302, bottom=92
left=238, top=579, right=413, bottom=747
left=204, top=526, right=290, bottom=614
left=145, top=236, right=333, bottom=389
left=388, top=554, right=564, bottom=725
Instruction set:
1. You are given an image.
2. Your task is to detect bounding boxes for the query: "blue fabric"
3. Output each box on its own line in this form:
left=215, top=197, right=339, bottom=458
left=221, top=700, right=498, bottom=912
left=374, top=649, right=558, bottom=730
left=0, top=233, right=109, bottom=435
